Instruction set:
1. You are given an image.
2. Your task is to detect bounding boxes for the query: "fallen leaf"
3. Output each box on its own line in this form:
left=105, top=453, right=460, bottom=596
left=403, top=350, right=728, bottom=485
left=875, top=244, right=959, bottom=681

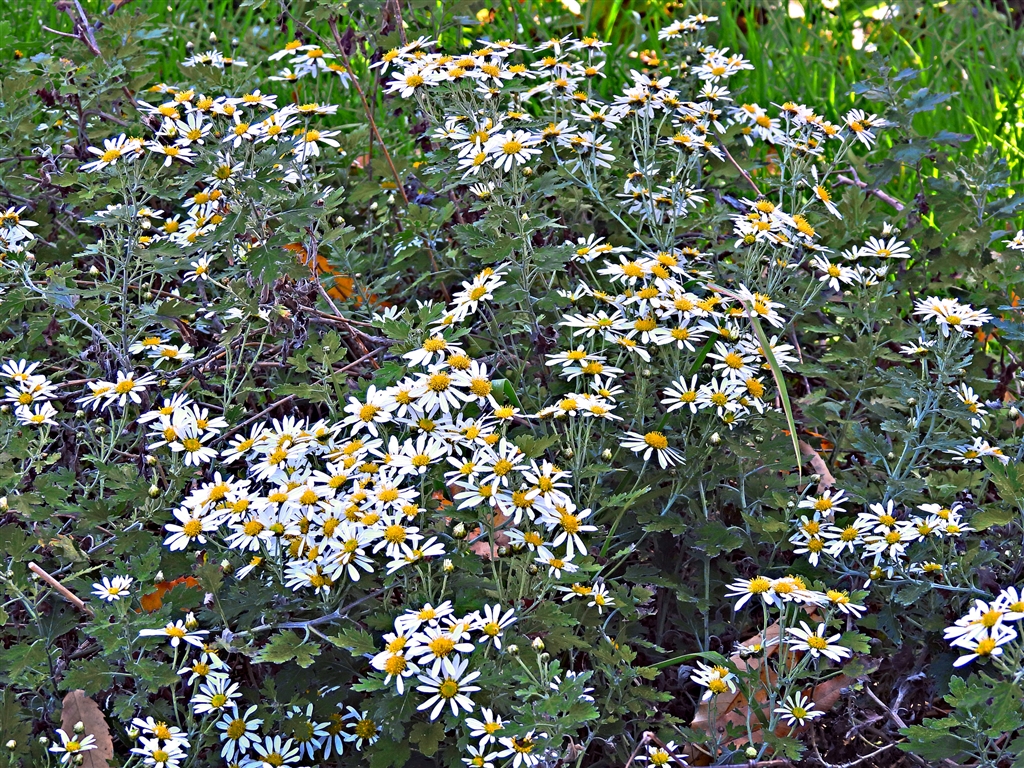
left=140, top=576, right=200, bottom=613
left=285, top=242, right=356, bottom=301
left=800, top=440, right=836, bottom=494
left=468, top=511, right=510, bottom=560
left=688, top=617, right=849, bottom=764
left=60, top=690, right=114, bottom=768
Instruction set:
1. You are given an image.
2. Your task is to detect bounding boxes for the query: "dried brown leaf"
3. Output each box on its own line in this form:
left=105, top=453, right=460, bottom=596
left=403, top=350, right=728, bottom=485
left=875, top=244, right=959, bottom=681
left=800, top=440, right=836, bottom=493
left=60, top=690, right=114, bottom=768
left=688, top=618, right=849, bottom=764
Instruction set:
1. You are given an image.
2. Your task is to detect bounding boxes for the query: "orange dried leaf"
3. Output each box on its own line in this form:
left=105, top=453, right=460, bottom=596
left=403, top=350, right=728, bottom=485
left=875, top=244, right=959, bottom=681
left=140, top=575, right=200, bottom=613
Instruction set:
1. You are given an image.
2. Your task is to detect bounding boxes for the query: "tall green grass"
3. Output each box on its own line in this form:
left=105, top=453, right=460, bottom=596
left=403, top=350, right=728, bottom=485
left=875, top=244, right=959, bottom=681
left=4, top=0, right=1023, bottom=198
left=713, top=0, right=1024, bottom=193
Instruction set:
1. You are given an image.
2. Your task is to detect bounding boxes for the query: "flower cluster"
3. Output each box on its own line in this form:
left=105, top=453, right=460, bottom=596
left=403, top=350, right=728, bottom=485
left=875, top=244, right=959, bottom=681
left=0, top=205, right=37, bottom=257
left=789, top=494, right=973, bottom=578
left=944, top=586, right=1024, bottom=667
left=1, top=359, right=59, bottom=427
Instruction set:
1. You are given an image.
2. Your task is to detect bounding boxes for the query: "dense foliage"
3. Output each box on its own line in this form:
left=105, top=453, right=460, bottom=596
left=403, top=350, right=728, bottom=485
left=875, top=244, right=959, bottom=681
left=1, top=1, right=1024, bottom=767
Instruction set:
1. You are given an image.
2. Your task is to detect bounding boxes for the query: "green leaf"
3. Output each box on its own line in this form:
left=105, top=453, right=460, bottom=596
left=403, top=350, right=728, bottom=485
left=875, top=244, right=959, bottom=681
left=693, top=521, right=744, bottom=557
left=749, top=314, right=801, bottom=477
left=327, top=626, right=377, bottom=657
left=839, top=631, right=871, bottom=655
left=257, top=630, right=322, bottom=669
left=971, top=506, right=1015, bottom=531
left=369, top=736, right=411, bottom=768
left=409, top=721, right=445, bottom=757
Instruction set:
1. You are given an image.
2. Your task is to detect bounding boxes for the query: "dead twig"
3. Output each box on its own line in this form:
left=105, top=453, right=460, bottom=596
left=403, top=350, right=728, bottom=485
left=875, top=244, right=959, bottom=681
left=326, top=17, right=410, bottom=206
left=28, top=562, right=94, bottom=616
left=810, top=727, right=897, bottom=768
left=834, top=172, right=905, bottom=213
left=717, top=138, right=762, bottom=197
left=54, top=0, right=103, bottom=57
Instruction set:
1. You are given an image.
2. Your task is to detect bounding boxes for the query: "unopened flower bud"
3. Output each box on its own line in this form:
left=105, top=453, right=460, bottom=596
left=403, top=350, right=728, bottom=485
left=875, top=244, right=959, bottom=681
left=601, top=449, right=612, bottom=461
left=906, top=397, right=916, bottom=406
left=538, top=652, right=550, bottom=662
left=74, top=754, right=84, bottom=765
left=88, top=265, right=100, bottom=276
left=709, top=432, right=721, bottom=445
left=185, top=41, right=195, bottom=52
left=184, top=611, right=199, bottom=630
left=127, top=728, right=140, bottom=740
left=745, top=747, right=758, bottom=759
left=521, top=213, right=529, bottom=221
left=496, top=546, right=508, bottom=558
left=370, top=202, right=378, bottom=211
left=442, top=559, right=454, bottom=573
left=452, top=522, right=467, bottom=539
left=563, top=447, right=574, bottom=459
left=886, top=452, right=895, bottom=460
left=73, top=721, right=85, bottom=734
left=145, top=455, right=157, bottom=466
left=641, top=368, right=652, bottom=378
left=6, top=740, right=16, bottom=749
left=531, top=637, right=545, bottom=651
left=74, top=409, right=85, bottom=418
left=231, top=37, right=240, bottom=49
left=209, top=32, right=217, bottom=43
left=144, top=291, right=153, bottom=301
left=94, top=425, right=106, bottom=435
left=148, top=485, right=160, bottom=498
left=1009, top=406, right=1020, bottom=420
left=154, top=570, right=164, bottom=582
left=37, top=737, right=49, bottom=746
left=506, top=644, right=519, bottom=656
left=527, top=563, right=538, bottom=574
left=0, top=404, right=9, bottom=413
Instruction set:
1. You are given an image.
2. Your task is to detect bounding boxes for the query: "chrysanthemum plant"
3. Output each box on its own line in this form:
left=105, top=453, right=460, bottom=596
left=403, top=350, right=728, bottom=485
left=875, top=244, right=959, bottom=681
left=0, top=3, right=1023, bottom=768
